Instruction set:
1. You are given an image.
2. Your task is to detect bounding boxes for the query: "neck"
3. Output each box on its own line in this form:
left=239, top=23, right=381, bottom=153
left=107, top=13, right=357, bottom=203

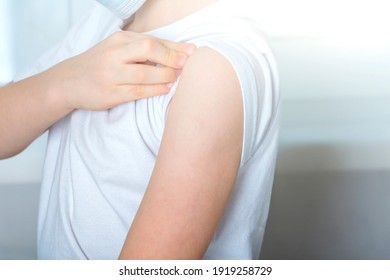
left=123, top=0, right=217, bottom=32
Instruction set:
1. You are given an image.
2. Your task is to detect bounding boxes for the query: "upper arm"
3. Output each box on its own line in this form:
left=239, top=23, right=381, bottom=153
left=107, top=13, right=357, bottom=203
left=119, top=47, right=243, bottom=259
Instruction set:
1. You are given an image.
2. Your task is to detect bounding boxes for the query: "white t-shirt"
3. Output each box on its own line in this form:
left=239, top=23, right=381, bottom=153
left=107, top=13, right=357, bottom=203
left=17, top=1, right=280, bottom=259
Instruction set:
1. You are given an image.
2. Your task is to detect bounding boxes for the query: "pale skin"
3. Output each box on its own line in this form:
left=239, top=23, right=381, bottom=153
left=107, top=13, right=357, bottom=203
left=119, top=0, right=244, bottom=259
left=0, top=31, right=195, bottom=159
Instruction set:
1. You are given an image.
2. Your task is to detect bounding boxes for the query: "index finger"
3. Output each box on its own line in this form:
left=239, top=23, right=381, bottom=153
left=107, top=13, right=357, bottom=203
left=156, top=38, right=197, bottom=57
left=124, top=38, right=197, bottom=69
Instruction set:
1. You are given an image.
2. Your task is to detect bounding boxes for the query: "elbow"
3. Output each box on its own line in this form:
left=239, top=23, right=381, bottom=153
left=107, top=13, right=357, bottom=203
left=0, top=151, right=20, bottom=160
left=0, top=143, right=26, bottom=160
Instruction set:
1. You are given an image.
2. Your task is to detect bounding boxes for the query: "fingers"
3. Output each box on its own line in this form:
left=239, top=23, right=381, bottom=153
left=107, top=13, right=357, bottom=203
left=117, top=64, right=180, bottom=85
left=156, top=38, right=197, bottom=56
left=118, top=31, right=196, bottom=55
left=120, top=35, right=196, bottom=69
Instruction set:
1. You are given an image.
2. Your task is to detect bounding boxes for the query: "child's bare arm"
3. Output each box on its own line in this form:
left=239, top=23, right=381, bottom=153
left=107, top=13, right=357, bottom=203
left=119, top=47, right=243, bottom=259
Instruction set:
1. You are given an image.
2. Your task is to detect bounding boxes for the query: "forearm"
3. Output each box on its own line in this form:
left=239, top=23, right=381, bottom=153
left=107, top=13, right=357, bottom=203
left=0, top=69, right=72, bottom=159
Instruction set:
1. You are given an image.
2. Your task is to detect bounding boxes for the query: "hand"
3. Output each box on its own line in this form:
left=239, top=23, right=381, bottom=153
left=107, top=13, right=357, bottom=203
left=46, top=31, right=196, bottom=111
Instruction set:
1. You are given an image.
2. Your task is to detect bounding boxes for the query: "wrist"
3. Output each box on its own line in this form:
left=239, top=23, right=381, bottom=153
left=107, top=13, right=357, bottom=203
left=40, top=66, right=75, bottom=118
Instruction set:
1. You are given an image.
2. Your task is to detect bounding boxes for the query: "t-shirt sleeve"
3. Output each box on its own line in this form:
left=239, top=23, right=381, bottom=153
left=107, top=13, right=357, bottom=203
left=188, top=27, right=280, bottom=166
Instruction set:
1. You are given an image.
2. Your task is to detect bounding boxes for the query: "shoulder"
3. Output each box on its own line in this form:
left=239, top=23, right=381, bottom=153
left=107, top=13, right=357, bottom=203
left=169, top=46, right=243, bottom=136
left=175, top=46, right=241, bottom=100
left=160, top=15, right=280, bottom=164
left=186, top=30, right=280, bottom=163
left=163, top=46, right=243, bottom=165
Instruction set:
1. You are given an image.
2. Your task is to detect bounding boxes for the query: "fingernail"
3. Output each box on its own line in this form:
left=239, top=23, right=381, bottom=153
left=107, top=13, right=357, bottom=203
left=175, top=69, right=182, bottom=78
left=167, top=82, right=174, bottom=89
left=185, top=44, right=197, bottom=55
left=177, top=54, right=187, bottom=67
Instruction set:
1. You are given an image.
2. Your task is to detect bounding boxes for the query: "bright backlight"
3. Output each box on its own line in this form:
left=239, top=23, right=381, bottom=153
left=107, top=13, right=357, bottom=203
left=237, top=0, right=389, bottom=43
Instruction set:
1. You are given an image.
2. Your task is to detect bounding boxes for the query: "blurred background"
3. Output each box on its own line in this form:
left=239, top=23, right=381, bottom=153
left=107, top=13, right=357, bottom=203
left=1, top=0, right=390, bottom=259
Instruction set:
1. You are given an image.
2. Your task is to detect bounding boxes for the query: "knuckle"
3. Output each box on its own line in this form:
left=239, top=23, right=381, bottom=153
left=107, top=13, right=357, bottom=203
left=126, top=30, right=142, bottom=41
left=164, top=49, right=173, bottom=63
left=140, top=38, right=156, bottom=53
left=164, top=49, right=176, bottom=65
left=109, top=31, right=126, bottom=43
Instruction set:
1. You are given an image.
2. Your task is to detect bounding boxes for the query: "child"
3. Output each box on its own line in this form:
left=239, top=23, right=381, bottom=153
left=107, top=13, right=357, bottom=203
left=19, top=0, right=280, bottom=259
